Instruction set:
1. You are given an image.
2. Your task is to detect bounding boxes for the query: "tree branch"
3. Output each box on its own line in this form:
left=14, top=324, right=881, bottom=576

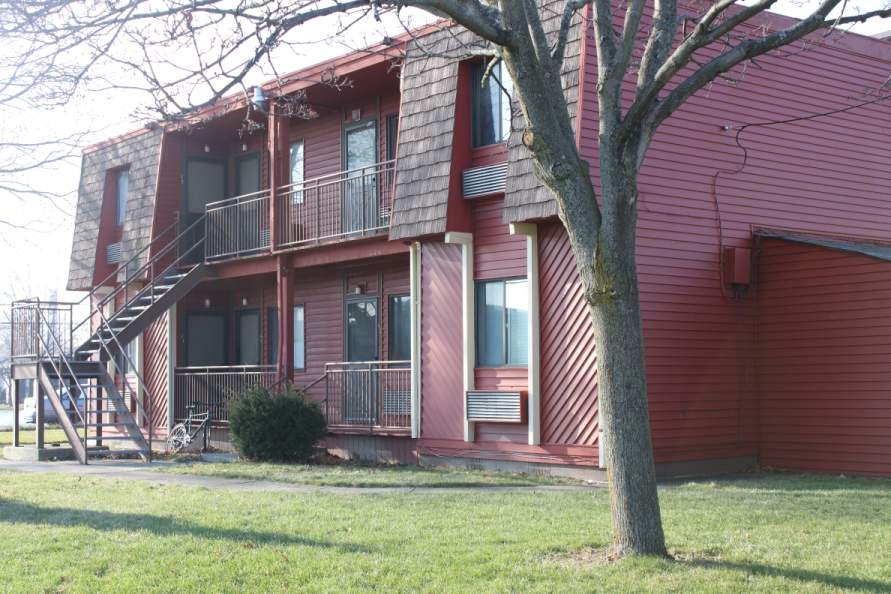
left=552, top=0, right=589, bottom=67
left=652, top=0, right=891, bottom=128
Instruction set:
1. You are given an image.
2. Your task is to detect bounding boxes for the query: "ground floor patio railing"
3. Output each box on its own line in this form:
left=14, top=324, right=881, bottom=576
left=324, top=361, right=411, bottom=433
left=173, top=366, right=277, bottom=423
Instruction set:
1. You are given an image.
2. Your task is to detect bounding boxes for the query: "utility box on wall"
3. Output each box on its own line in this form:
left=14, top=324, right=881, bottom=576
left=723, top=246, right=752, bottom=286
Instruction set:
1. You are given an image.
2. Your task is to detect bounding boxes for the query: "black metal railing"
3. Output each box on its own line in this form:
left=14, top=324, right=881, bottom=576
left=276, top=160, right=395, bottom=249
left=324, top=360, right=411, bottom=432
left=174, top=365, right=277, bottom=424
left=204, top=189, right=272, bottom=260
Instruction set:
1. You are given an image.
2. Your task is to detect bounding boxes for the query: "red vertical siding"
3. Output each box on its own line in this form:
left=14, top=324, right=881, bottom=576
left=539, top=223, right=599, bottom=448
left=419, top=242, right=465, bottom=440
left=757, top=239, right=891, bottom=476
left=143, top=312, right=169, bottom=431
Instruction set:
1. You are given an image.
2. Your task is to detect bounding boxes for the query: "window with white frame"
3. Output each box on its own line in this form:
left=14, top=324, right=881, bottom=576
left=476, top=278, right=528, bottom=367
left=115, top=169, right=129, bottom=226
left=293, top=304, right=305, bottom=370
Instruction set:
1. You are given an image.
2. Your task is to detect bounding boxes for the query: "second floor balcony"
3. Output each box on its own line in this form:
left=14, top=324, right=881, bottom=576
left=203, top=159, right=395, bottom=261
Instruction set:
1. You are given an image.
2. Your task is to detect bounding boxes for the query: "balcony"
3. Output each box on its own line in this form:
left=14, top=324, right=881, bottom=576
left=203, top=160, right=395, bottom=261
left=173, top=365, right=277, bottom=423
left=173, top=361, right=411, bottom=434
left=323, top=361, right=411, bottom=435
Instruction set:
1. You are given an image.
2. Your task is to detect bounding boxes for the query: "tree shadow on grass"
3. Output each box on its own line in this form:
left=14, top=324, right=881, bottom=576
left=687, top=558, right=891, bottom=593
left=0, top=499, right=370, bottom=552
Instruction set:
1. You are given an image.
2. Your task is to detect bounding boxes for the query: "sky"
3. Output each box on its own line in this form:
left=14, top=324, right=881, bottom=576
left=0, top=1, right=888, bottom=307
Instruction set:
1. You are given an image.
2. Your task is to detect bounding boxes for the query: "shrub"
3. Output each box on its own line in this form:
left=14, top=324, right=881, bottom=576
left=228, top=386, right=326, bottom=462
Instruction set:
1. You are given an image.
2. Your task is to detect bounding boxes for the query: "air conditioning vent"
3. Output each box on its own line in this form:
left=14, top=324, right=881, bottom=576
left=106, top=242, right=123, bottom=265
left=383, top=389, right=411, bottom=415
left=463, top=163, right=508, bottom=198
left=466, top=390, right=525, bottom=423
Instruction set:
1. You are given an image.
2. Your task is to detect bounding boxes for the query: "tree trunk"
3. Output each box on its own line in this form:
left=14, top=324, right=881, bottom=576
left=579, top=159, right=666, bottom=557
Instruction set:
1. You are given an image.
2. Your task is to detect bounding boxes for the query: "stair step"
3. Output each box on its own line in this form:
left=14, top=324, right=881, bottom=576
left=87, top=449, right=149, bottom=459
left=83, top=436, right=145, bottom=442
left=153, top=285, right=174, bottom=292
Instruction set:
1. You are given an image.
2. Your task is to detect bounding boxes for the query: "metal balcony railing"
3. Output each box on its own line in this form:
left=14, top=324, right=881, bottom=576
left=205, top=189, right=271, bottom=260
left=276, top=160, right=395, bottom=249
left=324, top=360, right=411, bottom=432
left=173, top=365, right=277, bottom=424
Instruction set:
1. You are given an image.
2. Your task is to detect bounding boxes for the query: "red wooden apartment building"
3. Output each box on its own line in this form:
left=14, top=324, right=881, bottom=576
left=8, top=6, right=891, bottom=477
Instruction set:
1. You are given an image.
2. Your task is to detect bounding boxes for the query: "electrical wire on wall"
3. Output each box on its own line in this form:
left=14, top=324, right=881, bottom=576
left=711, top=91, right=891, bottom=302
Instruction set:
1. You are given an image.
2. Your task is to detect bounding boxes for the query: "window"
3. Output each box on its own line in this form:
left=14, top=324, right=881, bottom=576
left=115, top=169, right=129, bottom=226
left=235, top=153, right=260, bottom=196
left=268, top=308, right=279, bottom=365
left=289, top=140, right=304, bottom=205
left=471, top=61, right=513, bottom=148
left=293, top=305, right=305, bottom=370
left=386, top=114, right=398, bottom=161
left=476, top=278, right=528, bottom=366
left=388, top=295, right=410, bottom=362
left=236, top=309, right=261, bottom=365
left=184, top=313, right=227, bottom=366
left=115, top=340, right=138, bottom=375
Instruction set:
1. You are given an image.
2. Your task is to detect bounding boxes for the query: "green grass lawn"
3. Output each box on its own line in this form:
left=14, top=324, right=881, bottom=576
left=1, top=471, right=890, bottom=592
left=159, top=460, right=583, bottom=487
left=0, top=427, right=69, bottom=446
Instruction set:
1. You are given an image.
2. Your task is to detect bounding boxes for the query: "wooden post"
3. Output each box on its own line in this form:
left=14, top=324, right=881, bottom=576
left=12, top=378, right=21, bottom=447
left=276, top=255, right=295, bottom=383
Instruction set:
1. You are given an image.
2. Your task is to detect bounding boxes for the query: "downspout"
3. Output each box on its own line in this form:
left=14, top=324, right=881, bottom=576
left=444, top=231, right=475, bottom=442
left=409, top=242, right=422, bottom=438
left=509, top=223, right=540, bottom=446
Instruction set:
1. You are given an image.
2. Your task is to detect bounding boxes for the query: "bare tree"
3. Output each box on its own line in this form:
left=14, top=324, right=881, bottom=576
left=2, top=0, right=890, bottom=556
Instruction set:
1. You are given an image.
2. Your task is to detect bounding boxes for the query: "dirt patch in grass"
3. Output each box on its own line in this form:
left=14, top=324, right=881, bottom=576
left=542, top=546, right=614, bottom=568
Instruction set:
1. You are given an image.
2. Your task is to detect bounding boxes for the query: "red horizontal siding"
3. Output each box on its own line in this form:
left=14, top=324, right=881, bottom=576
left=757, top=239, right=891, bottom=476
left=574, top=16, right=891, bottom=465
left=472, top=197, right=526, bottom=280
left=474, top=367, right=528, bottom=443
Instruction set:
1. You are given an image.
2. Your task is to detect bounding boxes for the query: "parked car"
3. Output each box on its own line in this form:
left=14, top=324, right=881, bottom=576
left=18, top=392, right=85, bottom=425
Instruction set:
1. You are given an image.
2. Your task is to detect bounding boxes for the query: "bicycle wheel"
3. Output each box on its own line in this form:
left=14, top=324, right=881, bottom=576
left=167, top=423, right=190, bottom=453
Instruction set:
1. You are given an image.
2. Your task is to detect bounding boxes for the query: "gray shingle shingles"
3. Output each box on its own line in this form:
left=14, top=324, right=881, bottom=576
left=67, top=129, right=162, bottom=291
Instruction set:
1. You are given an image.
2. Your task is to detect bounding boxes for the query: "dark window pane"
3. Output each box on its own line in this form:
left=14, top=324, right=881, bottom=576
left=386, top=114, right=399, bottom=161
left=472, top=62, right=511, bottom=148
left=236, top=309, right=260, bottom=365
left=236, top=154, right=260, bottom=196
left=389, top=295, right=411, bottom=362
left=347, top=299, right=378, bottom=362
left=268, top=308, right=279, bottom=365
left=185, top=313, right=226, bottom=366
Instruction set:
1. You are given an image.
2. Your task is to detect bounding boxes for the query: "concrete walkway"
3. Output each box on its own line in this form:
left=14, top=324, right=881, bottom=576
left=0, top=459, right=601, bottom=494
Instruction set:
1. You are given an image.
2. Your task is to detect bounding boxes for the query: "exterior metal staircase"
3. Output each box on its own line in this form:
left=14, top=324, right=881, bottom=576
left=9, top=215, right=211, bottom=464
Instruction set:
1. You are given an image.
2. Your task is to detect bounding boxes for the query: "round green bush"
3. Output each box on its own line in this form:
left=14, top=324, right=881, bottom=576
left=228, top=386, right=327, bottom=462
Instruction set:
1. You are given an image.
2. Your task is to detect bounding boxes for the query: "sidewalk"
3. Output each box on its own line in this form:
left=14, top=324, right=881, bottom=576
left=0, top=459, right=600, bottom=494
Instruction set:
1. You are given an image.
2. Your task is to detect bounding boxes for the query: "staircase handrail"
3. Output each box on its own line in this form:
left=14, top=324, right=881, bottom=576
left=94, top=305, right=154, bottom=461
left=27, top=299, right=90, bottom=456
left=78, top=215, right=181, bottom=308
left=72, top=214, right=207, bottom=338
